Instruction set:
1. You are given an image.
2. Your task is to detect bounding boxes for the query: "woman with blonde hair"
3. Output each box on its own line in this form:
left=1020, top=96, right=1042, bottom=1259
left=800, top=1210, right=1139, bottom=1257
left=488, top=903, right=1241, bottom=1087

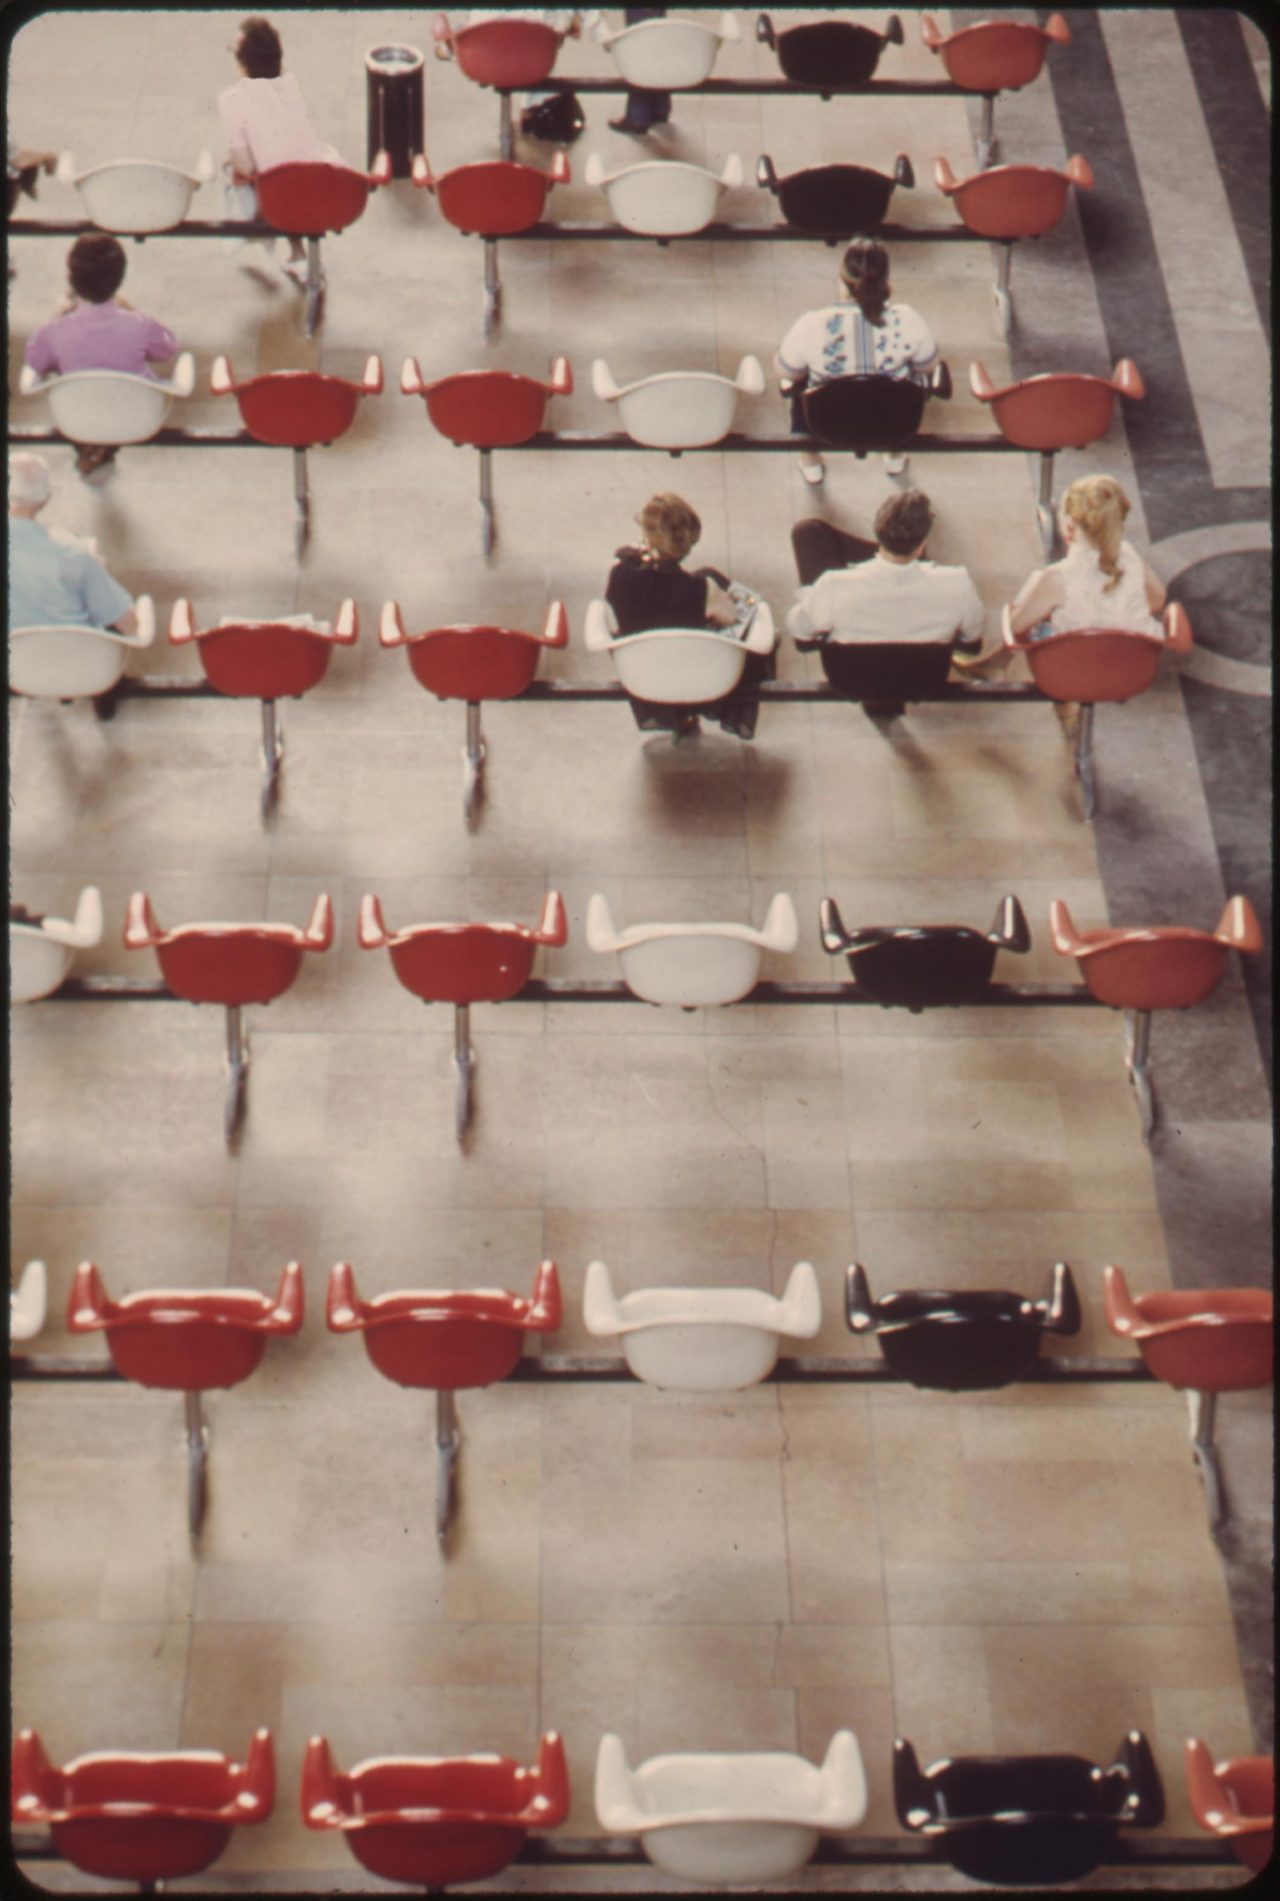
left=1009, top=475, right=1166, bottom=639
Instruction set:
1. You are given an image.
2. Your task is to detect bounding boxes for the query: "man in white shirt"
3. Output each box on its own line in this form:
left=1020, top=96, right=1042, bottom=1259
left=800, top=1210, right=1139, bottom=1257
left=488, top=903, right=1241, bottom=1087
left=787, top=490, right=984, bottom=719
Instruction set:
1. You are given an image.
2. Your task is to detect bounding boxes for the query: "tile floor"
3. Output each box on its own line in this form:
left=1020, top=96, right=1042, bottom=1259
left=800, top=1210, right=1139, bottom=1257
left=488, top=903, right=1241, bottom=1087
left=7, top=7, right=1261, bottom=1891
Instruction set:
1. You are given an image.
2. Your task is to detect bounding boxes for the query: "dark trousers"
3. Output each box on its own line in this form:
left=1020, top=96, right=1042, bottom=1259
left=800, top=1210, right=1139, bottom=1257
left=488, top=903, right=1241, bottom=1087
left=619, top=8, right=671, bottom=127
left=791, top=518, right=877, bottom=589
left=624, top=564, right=774, bottom=739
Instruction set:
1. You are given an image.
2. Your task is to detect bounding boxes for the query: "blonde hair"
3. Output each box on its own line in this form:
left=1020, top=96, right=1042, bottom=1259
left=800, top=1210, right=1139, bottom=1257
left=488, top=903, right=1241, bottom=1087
left=1061, top=475, right=1130, bottom=593
left=637, top=493, right=702, bottom=562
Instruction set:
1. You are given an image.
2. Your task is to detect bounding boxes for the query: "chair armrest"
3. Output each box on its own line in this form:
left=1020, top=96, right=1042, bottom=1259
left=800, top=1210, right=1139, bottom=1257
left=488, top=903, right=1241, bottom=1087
left=1046, top=12, right=1072, bottom=46
left=584, top=152, right=607, bottom=189
left=585, top=894, right=618, bottom=954
left=547, top=355, right=573, bottom=397
left=525, top=1260, right=563, bottom=1332
left=1114, top=1730, right=1164, bottom=1827
left=930, top=359, right=952, bottom=400
left=1215, top=895, right=1263, bottom=954
left=761, top=892, right=798, bottom=953
left=582, top=1259, right=620, bottom=1336
left=301, top=1735, right=342, bottom=1821
left=894, top=153, right=914, bottom=189
left=892, top=1738, right=933, bottom=1829
left=1102, top=1264, right=1141, bottom=1338
left=303, top=893, right=334, bottom=950
left=719, top=154, right=744, bottom=191
left=968, top=359, right=996, bottom=403
left=210, top=354, right=235, bottom=397
left=11, top=1260, right=48, bottom=1342
left=583, top=598, right=617, bottom=652
left=819, top=1731, right=869, bottom=1829
left=431, top=13, right=454, bottom=54
left=534, top=890, right=568, bottom=946
left=369, top=150, right=393, bottom=188
left=267, top=1261, right=306, bottom=1331
left=379, top=601, right=408, bottom=648
left=194, top=150, right=217, bottom=186
left=411, top=153, right=433, bottom=190
left=1040, top=1261, right=1082, bottom=1336
left=124, top=891, right=164, bottom=950
left=778, top=373, right=803, bottom=398
left=400, top=356, right=427, bottom=398
left=539, top=601, right=570, bottom=649
left=594, top=1734, right=641, bottom=1832
left=757, top=153, right=779, bottom=193
left=55, top=149, right=76, bottom=186
left=331, top=599, right=359, bottom=644
left=756, top=14, right=776, bottom=51
left=18, top=363, right=46, bottom=396
left=1001, top=602, right=1029, bottom=653
left=236, top=1731, right=276, bottom=1814
left=988, top=893, right=1031, bottom=954
left=736, top=355, right=766, bottom=395
left=524, top=1733, right=570, bottom=1827
left=168, top=352, right=197, bottom=399
left=67, top=1260, right=111, bottom=1330
left=1066, top=154, right=1094, bottom=190
left=933, top=156, right=959, bottom=195
left=548, top=150, right=571, bottom=187
left=845, top=1263, right=877, bottom=1334
left=47, top=885, right=104, bottom=949
left=1113, top=357, right=1145, bottom=400
left=819, top=897, right=852, bottom=955
left=718, top=12, right=741, bottom=44
left=358, top=893, right=391, bottom=949
left=777, top=1261, right=821, bottom=1338
left=361, top=355, right=383, bottom=396
left=1048, top=898, right=1085, bottom=958
left=885, top=16, right=905, bottom=47
left=1163, top=601, right=1193, bottom=654
left=169, top=598, right=197, bottom=645
left=591, top=358, right=619, bottom=402
left=920, top=15, right=943, bottom=52
left=743, top=601, right=777, bottom=655
left=325, top=1262, right=363, bottom=1331
left=122, top=596, right=156, bottom=650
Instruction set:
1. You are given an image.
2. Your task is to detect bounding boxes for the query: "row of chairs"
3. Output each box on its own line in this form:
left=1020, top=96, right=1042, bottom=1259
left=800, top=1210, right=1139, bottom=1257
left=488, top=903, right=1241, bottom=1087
left=11, top=1723, right=1269, bottom=1890
left=15, top=1257, right=1271, bottom=1547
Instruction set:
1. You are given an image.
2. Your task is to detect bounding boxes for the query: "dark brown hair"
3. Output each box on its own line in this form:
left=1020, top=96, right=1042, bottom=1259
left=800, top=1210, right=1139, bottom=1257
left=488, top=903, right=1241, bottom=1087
left=68, top=234, right=127, bottom=304
left=874, top=488, right=933, bottom=557
left=237, top=16, right=283, bottom=78
left=839, top=237, right=891, bottom=325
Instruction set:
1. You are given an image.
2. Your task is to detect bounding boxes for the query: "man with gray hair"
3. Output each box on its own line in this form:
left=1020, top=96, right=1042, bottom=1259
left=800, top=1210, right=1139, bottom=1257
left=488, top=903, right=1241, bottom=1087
left=8, top=452, right=137, bottom=637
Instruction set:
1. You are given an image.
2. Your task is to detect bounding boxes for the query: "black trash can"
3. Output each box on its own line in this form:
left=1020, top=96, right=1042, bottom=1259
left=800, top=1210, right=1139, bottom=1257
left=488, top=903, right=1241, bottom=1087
left=366, top=43, right=425, bottom=179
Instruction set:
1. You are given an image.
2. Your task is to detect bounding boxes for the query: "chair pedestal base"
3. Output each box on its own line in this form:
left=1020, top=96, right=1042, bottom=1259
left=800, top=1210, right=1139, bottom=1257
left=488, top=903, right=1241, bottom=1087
left=185, top=1389, right=209, bottom=1545
left=1035, top=449, right=1057, bottom=559
left=260, top=700, right=285, bottom=818
left=453, top=1003, right=476, bottom=1147
left=304, top=235, right=325, bottom=339
left=479, top=447, right=496, bottom=558
left=977, top=95, right=997, bottom=171
left=992, top=240, right=1012, bottom=338
left=463, top=703, right=487, bottom=823
left=1188, top=1388, right=1226, bottom=1538
left=499, top=92, right=515, bottom=161
left=224, top=1004, right=251, bottom=1148
left=435, top=1387, right=461, bottom=1546
left=1075, top=701, right=1097, bottom=822
left=1124, top=1008, right=1155, bottom=1142
left=482, top=239, right=503, bottom=340
left=292, top=447, right=311, bottom=558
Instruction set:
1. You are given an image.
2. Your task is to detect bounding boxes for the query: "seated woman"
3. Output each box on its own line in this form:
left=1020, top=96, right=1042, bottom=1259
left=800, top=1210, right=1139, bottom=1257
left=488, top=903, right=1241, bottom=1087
left=219, top=15, right=342, bottom=283
left=24, top=235, right=178, bottom=477
left=605, top=492, right=770, bottom=740
left=1009, top=475, right=1166, bottom=639
left=775, top=236, right=938, bottom=486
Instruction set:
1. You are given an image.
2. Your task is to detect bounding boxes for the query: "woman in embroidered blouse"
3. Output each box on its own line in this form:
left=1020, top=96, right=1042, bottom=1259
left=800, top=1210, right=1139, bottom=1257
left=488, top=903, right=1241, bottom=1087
left=775, top=237, right=938, bottom=485
left=1009, top=475, right=1165, bottom=639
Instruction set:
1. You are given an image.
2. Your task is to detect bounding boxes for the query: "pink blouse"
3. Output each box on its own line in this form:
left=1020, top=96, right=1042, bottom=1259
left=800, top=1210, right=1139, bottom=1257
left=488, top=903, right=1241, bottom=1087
left=217, top=73, right=339, bottom=174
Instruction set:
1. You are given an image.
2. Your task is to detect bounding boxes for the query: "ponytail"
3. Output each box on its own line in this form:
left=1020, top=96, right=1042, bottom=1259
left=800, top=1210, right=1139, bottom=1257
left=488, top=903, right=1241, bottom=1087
left=1062, top=475, right=1130, bottom=592
left=839, top=237, right=891, bottom=326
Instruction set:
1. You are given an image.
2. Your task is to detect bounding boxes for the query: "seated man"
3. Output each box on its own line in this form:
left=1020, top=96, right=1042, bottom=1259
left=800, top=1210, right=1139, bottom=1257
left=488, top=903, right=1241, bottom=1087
left=787, top=488, right=984, bottom=719
left=9, top=452, right=138, bottom=640
left=24, top=234, right=178, bottom=476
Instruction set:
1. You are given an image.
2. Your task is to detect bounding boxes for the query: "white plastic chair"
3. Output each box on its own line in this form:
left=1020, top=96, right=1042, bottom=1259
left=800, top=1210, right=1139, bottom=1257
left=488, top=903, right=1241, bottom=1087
left=586, top=891, right=797, bottom=1005
left=594, top=1731, right=867, bottom=1882
left=584, top=598, right=776, bottom=708
left=10, top=597, right=156, bottom=700
left=55, top=151, right=216, bottom=232
left=584, top=153, right=743, bottom=235
left=10, top=888, right=104, bottom=1004
left=10, top=1261, right=49, bottom=1343
left=588, top=9, right=740, bottom=87
left=592, top=356, right=764, bottom=448
left=18, top=356, right=196, bottom=445
left=584, top=1259, right=820, bottom=1390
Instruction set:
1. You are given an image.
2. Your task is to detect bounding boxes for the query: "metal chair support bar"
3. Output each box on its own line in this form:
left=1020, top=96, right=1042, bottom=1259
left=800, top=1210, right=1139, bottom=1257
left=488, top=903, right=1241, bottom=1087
left=505, top=430, right=1025, bottom=455
left=498, top=77, right=986, bottom=100
left=502, top=221, right=989, bottom=245
left=7, top=425, right=256, bottom=449
left=8, top=217, right=294, bottom=241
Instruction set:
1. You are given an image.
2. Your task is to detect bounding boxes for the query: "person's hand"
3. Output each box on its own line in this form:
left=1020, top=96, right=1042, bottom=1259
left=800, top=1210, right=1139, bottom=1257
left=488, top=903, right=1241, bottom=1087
left=56, top=293, right=77, bottom=315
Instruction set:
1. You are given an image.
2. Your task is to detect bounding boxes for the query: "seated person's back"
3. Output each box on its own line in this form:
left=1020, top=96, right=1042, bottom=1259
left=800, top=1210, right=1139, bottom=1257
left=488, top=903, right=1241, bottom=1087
left=1009, top=475, right=1165, bottom=639
left=25, top=234, right=177, bottom=381
left=8, top=452, right=135, bottom=632
left=606, top=492, right=736, bottom=635
left=788, top=489, right=984, bottom=650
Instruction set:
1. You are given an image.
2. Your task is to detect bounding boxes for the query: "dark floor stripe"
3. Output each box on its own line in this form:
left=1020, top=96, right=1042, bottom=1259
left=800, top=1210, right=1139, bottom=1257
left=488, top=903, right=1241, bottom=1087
left=1177, top=7, right=1272, bottom=343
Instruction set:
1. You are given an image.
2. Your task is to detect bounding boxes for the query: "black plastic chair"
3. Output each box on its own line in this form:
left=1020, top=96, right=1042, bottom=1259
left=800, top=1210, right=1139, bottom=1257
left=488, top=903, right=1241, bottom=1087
left=845, top=1261, right=1080, bottom=1389
left=820, top=894, right=1031, bottom=1006
left=894, top=1733, right=1164, bottom=1885
left=757, top=153, right=913, bottom=239
left=790, top=363, right=952, bottom=454
left=757, top=13, right=903, bottom=91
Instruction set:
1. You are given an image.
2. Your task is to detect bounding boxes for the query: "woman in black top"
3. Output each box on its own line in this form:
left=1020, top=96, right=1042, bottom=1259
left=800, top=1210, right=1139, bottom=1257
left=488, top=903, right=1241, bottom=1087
left=604, top=493, right=769, bottom=738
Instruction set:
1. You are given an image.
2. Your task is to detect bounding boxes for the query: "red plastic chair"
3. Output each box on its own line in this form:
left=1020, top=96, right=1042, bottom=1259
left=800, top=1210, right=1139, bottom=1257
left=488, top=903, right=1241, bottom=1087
left=68, top=1261, right=303, bottom=1541
left=1185, top=1738, right=1273, bottom=1871
left=1105, top=1267, right=1272, bottom=1537
left=12, top=1728, right=274, bottom=1883
left=1002, top=602, right=1193, bottom=822
left=1051, top=896, right=1263, bottom=1141
left=359, top=892, right=566, bottom=1146
left=934, top=155, right=1092, bottom=336
left=411, top=149, right=570, bottom=335
left=327, top=1260, right=561, bottom=1543
left=971, top=357, right=1144, bottom=554
left=169, top=598, right=358, bottom=816
left=380, top=601, right=568, bottom=821
left=401, top=355, right=573, bottom=555
left=125, top=891, right=334, bottom=1147
left=255, top=153, right=391, bottom=335
left=921, top=14, right=1070, bottom=166
left=433, top=10, right=570, bottom=160
left=302, top=1731, right=569, bottom=1882
left=210, top=354, right=383, bottom=555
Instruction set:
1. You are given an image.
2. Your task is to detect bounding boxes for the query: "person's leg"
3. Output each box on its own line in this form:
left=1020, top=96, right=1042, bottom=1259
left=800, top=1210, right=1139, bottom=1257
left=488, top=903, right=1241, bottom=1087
left=611, top=7, right=671, bottom=130
left=791, top=519, right=876, bottom=587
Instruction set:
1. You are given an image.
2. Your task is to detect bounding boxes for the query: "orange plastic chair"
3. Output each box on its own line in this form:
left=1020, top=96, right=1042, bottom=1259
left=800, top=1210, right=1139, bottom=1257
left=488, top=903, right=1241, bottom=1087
left=921, top=15, right=1070, bottom=166
left=1185, top=1738, right=1273, bottom=1871
left=255, top=153, right=391, bottom=335
left=1105, top=1268, right=1272, bottom=1536
left=400, top=355, right=573, bottom=555
left=68, top=1262, right=303, bottom=1540
left=412, top=150, right=570, bottom=335
left=169, top=598, right=358, bottom=816
left=1052, top=897, right=1262, bottom=1141
left=380, top=601, right=568, bottom=821
left=327, top=1260, right=561, bottom=1543
left=970, top=357, right=1144, bottom=554
left=934, top=155, right=1092, bottom=335
left=303, top=1731, right=569, bottom=1881
left=1003, top=602, right=1193, bottom=821
left=359, top=892, right=567, bottom=1146
left=12, top=1728, right=274, bottom=1883
left=125, top=892, right=334, bottom=1146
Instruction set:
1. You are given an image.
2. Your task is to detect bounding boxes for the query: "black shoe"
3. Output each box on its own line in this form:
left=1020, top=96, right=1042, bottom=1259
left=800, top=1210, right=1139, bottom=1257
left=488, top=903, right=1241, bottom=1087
left=864, top=701, right=905, bottom=723
left=608, top=117, right=651, bottom=135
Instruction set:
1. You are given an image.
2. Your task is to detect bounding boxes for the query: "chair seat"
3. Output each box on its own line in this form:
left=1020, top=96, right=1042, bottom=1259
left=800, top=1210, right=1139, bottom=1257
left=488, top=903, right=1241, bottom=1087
left=256, top=160, right=373, bottom=234
left=181, top=621, right=339, bottom=698
left=937, top=160, right=1087, bottom=240
left=390, top=927, right=540, bottom=1004
left=584, top=1261, right=820, bottom=1390
left=10, top=623, right=133, bottom=699
left=875, top=1294, right=1048, bottom=1390
left=761, top=16, right=900, bottom=88
left=67, top=1267, right=303, bottom=1391
left=772, top=163, right=904, bottom=237
left=592, top=361, right=763, bottom=449
left=837, top=929, right=1000, bottom=1006
left=61, top=153, right=213, bottom=232
left=153, top=929, right=312, bottom=1006
left=923, top=15, right=1069, bottom=92
left=819, top=639, right=953, bottom=703
left=326, top=1262, right=561, bottom=1390
left=604, top=627, right=756, bottom=705
left=595, top=12, right=738, bottom=89
left=24, top=367, right=183, bottom=445
left=1104, top=1272, right=1273, bottom=1392
left=405, top=626, right=545, bottom=699
left=588, top=893, right=797, bottom=1007
left=221, top=372, right=364, bottom=447
left=587, top=156, right=741, bottom=236
left=432, top=159, right=559, bottom=234
left=11, top=927, right=80, bottom=1002
left=443, top=16, right=564, bottom=89
left=802, top=376, right=931, bottom=452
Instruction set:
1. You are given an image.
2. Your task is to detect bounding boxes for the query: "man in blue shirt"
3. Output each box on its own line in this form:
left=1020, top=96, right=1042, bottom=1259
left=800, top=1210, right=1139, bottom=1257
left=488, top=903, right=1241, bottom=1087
left=8, top=452, right=136, bottom=634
